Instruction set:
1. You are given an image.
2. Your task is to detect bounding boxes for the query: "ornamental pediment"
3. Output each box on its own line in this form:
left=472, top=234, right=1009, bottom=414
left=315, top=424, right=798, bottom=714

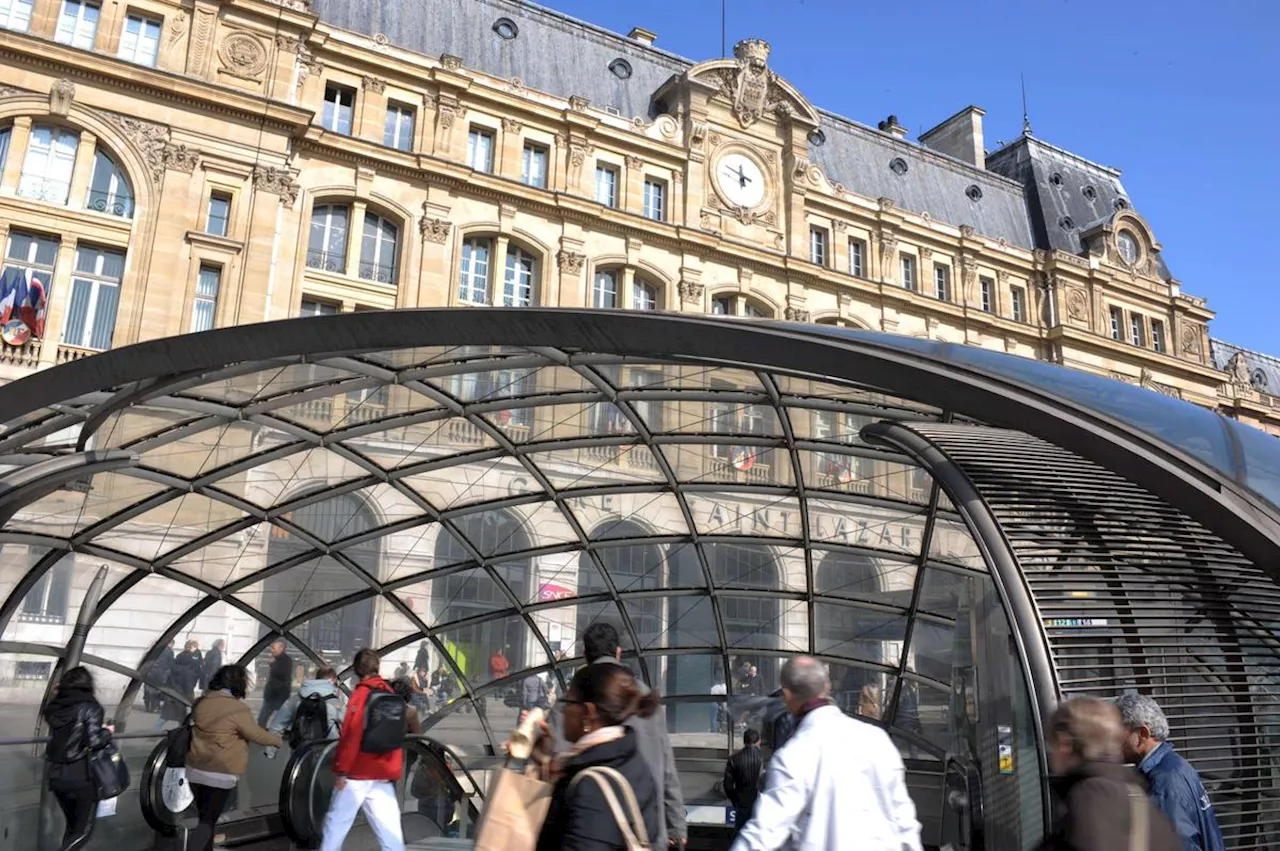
left=677, top=39, right=821, bottom=130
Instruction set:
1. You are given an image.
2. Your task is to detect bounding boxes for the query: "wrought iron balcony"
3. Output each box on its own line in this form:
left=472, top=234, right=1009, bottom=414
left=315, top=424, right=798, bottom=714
left=86, top=189, right=135, bottom=218
left=17, top=175, right=70, bottom=205
left=306, top=249, right=347, bottom=274
left=358, top=259, right=397, bottom=285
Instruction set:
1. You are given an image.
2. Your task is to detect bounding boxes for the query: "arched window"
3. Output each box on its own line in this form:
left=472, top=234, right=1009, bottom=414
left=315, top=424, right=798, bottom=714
left=307, top=203, right=349, bottom=273
left=63, top=245, right=123, bottom=351
left=86, top=147, right=133, bottom=218
left=593, top=266, right=662, bottom=311
left=359, top=212, right=398, bottom=284
left=576, top=525, right=663, bottom=649
left=711, top=293, right=771, bottom=318
left=18, top=125, right=78, bottom=206
left=458, top=236, right=541, bottom=307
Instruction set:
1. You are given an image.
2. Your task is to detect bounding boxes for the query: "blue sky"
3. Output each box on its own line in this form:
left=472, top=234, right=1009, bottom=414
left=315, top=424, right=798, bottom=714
left=547, top=0, right=1279, bottom=353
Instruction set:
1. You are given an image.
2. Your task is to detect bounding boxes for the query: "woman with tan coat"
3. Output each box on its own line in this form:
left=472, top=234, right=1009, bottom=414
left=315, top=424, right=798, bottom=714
left=186, top=665, right=282, bottom=851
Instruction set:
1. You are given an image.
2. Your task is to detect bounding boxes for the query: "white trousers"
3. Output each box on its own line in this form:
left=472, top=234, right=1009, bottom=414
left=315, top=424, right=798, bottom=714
left=319, top=778, right=405, bottom=851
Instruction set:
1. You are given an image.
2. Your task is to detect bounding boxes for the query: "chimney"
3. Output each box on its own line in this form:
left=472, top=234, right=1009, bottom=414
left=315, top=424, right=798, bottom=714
left=877, top=115, right=908, bottom=140
left=918, top=106, right=986, bottom=168
left=627, top=27, right=657, bottom=46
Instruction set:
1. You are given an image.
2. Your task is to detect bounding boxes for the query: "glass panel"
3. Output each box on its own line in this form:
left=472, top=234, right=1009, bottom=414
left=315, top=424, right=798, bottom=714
left=907, top=619, right=956, bottom=685
left=806, top=498, right=927, bottom=556
left=436, top=615, right=541, bottom=689
left=402, top=460, right=543, bottom=511
left=93, top=493, right=247, bottom=560
left=813, top=602, right=906, bottom=664
left=814, top=550, right=917, bottom=608
left=929, top=517, right=986, bottom=570
left=406, top=566, right=512, bottom=624
left=3, top=472, right=168, bottom=536
left=565, top=492, right=689, bottom=539
left=629, top=595, right=717, bottom=649
left=689, top=494, right=801, bottom=540
left=526, top=446, right=666, bottom=488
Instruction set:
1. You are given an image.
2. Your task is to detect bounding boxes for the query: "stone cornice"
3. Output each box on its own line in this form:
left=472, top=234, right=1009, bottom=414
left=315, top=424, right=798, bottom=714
left=1046, top=325, right=1225, bottom=383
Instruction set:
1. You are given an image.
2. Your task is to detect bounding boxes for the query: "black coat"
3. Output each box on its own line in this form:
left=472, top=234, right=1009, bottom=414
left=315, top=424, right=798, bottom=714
left=170, top=650, right=203, bottom=698
left=536, top=730, right=659, bottom=851
left=43, top=686, right=110, bottom=792
left=264, top=652, right=294, bottom=703
left=202, top=646, right=223, bottom=685
left=1039, top=761, right=1181, bottom=851
left=723, top=745, right=765, bottom=811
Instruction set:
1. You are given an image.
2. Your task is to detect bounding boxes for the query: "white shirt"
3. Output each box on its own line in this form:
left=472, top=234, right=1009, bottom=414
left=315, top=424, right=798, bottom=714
left=730, top=704, right=922, bottom=851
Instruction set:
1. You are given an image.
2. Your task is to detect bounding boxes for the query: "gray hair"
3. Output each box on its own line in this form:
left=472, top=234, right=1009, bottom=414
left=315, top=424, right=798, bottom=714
left=780, top=656, right=829, bottom=702
left=1114, top=692, right=1170, bottom=741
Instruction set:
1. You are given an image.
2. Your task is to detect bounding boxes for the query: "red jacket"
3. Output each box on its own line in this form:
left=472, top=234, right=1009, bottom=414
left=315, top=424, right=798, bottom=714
left=332, top=677, right=403, bottom=781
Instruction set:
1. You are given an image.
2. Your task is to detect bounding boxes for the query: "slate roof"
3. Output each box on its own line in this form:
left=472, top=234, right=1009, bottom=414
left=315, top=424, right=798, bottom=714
left=310, top=0, right=1125, bottom=256
left=1211, top=339, right=1280, bottom=396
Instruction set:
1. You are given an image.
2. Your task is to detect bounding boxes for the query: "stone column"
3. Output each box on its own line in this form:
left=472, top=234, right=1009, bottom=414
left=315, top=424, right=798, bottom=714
left=28, top=0, right=60, bottom=39
left=184, top=0, right=220, bottom=80
left=357, top=76, right=387, bottom=143
left=67, top=131, right=98, bottom=211
left=0, top=118, right=32, bottom=194
left=493, top=235, right=511, bottom=306
left=38, top=239, right=79, bottom=366
left=555, top=239, right=586, bottom=307
left=417, top=195, right=453, bottom=307
left=624, top=155, right=644, bottom=216
left=498, top=118, right=523, bottom=181
left=346, top=200, right=367, bottom=279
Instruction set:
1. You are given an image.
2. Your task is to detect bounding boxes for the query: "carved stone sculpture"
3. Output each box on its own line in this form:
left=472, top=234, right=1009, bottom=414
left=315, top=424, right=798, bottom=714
left=678, top=280, right=705, bottom=303
left=252, top=166, right=300, bottom=206
left=420, top=218, right=451, bottom=244
left=218, top=32, right=269, bottom=80
left=556, top=250, right=585, bottom=274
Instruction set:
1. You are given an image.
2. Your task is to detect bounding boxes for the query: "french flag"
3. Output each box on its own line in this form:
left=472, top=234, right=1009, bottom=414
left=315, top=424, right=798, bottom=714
left=20, top=273, right=46, bottom=338
left=0, top=267, right=21, bottom=325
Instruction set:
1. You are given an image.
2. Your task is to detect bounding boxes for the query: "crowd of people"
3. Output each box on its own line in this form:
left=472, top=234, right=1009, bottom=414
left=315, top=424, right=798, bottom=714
left=37, top=624, right=1229, bottom=851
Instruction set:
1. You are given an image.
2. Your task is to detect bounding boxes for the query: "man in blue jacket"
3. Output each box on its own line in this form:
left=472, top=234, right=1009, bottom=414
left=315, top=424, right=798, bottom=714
left=1115, top=693, right=1225, bottom=851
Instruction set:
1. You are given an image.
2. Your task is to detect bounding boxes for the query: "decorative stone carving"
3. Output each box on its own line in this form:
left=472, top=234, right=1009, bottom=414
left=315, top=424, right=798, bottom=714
left=996, top=270, right=1010, bottom=285
left=960, top=257, right=978, bottom=292
left=373, top=34, right=390, bottom=50
left=832, top=183, right=846, bottom=196
left=728, top=206, right=773, bottom=227
left=715, top=39, right=776, bottom=128
left=1180, top=324, right=1202, bottom=356
left=792, top=157, right=810, bottom=181
left=699, top=211, right=717, bottom=230
left=189, top=7, right=217, bottom=77
left=679, top=280, right=705, bottom=303
left=708, top=131, right=723, bottom=148
left=997, top=237, right=1010, bottom=249
left=265, top=0, right=308, bottom=9
left=568, top=95, right=590, bottom=112
left=219, top=33, right=269, bottom=80
left=162, top=143, right=201, bottom=173
left=509, top=77, right=525, bottom=92
left=919, top=247, right=933, bottom=264
left=785, top=306, right=810, bottom=322
left=556, top=250, right=585, bottom=274
left=959, top=224, right=975, bottom=239
left=501, top=117, right=522, bottom=133
left=1065, top=288, right=1089, bottom=323
left=101, top=111, right=169, bottom=185
left=0, top=85, right=30, bottom=98
left=361, top=76, right=386, bottom=94
left=625, top=155, right=643, bottom=170
left=275, top=33, right=301, bottom=53
left=833, top=221, right=848, bottom=233
left=568, top=142, right=594, bottom=168
left=252, top=165, right=300, bottom=206
left=168, top=12, right=188, bottom=45
left=1227, top=352, right=1253, bottom=392
left=296, top=51, right=322, bottom=88
left=440, top=54, right=463, bottom=71
left=880, top=234, right=898, bottom=272
left=689, top=122, right=708, bottom=150
left=436, top=97, right=460, bottom=130
left=553, top=131, right=568, bottom=147
left=877, top=197, right=895, bottom=212
left=654, top=114, right=679, bottom=140
left=49, top=79, right=75, bottom=116
left=420, top=217, right=451, bottom=244
left=670, top=170, right=683, bottom=185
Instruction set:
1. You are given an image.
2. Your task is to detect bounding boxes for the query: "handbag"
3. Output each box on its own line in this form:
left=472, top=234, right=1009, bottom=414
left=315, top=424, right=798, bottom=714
left=569, top=766, right=651, bottom=851
left=88, top=740, right=130, bottom=800
left=164, top=701, right=198, bottom=768
left=472, top=759, right=553, bottom=851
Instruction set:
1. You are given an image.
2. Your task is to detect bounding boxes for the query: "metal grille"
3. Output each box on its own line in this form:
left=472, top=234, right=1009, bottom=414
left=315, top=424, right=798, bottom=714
left=907, top=423, right=1280, bottom=849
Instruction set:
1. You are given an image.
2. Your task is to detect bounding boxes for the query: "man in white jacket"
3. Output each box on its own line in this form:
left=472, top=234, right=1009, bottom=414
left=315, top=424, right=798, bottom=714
left=730, top=656, right=922, bottom=851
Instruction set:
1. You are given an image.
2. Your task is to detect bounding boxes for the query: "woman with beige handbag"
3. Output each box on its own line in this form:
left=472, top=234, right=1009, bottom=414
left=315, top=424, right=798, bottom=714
left=532, top=663, right=660, bottom=851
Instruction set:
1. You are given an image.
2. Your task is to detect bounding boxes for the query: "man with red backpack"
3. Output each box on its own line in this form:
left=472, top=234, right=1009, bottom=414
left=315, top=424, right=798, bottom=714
left=320, top=649, right=407, bottom=851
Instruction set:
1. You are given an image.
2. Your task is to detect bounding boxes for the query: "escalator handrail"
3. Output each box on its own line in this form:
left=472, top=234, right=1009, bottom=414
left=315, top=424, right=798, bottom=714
left=409, top=734, right=486, bottom=803
left=279, top=737, right=339, bottom=847
left=140, top=736, right=183, bottom=835
left=404, top=737, right=482, bottom=829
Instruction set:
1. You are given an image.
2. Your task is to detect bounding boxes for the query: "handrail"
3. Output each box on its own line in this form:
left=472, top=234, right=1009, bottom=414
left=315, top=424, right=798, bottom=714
left=0, top=729, right=169, bottom=747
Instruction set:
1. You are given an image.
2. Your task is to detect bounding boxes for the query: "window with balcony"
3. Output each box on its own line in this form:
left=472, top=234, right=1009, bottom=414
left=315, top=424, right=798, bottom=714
left=979, top=276, right=994, bottom=313
left=899, top=254, right=917, bottom=291
left=643, top=178, right=665, bottom=221
left=307, top=204, right=348, bottom=274
left=20, top=556, right=71, bottom=624
left=3, top=231, right=57, bottom=338
left=190, top=264, right=220, bottom=332
left=206, top=192, right=231, bottom=237
left=848, top=239, right=864, bottom=277
left=458, top=237, right=492, bottom=304
left=933, top=264, right=951, bottom=301
left=467, top=127, right=494, bottom=173
left=502, top=247, right=536, bottom=307
left=86, top=147, right=133, bottom=218
left=1109, top=306, right=1123, bottom=341
left=18, top=125, right=77, bottom=206
left=322, top=84, right=355, bottom=135
left=522, top=144, right=547, bottom=188
left=1011, top=286, right=1027, bottom=323
left=383, top=102, right=415, bottom=151
left=55, top=0, right=99, bottom=48
left=1152, top=319, right=1166, bottom=354
left=595, top=163, right=619, bottom=208
left=0, top=0, right=33, bottom=32
left=118, top=13, right=160, bottom=67
left=809, top=227, right=828, bottom=266
left=1130, top=314, right=1145, bottom=347
left=592, top=269, right=618, bottom=309
left=711, top=294, right=770, bottom=317
left=63, top=245, right=124, bottom=351
left=812, top=410, right=866, bottom=490
left=359, top=213, right=398, bottom=285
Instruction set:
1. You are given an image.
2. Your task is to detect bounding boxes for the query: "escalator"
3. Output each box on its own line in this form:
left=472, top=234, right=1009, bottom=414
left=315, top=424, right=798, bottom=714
left=139, top=734, right=483, bottom=849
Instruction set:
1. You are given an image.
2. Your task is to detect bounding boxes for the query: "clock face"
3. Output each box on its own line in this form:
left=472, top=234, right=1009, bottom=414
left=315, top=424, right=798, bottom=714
left=716, top=153, right=766, bottom=209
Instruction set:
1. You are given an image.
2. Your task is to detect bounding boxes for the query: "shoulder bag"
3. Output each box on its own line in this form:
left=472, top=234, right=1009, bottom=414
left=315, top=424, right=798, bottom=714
left=88, top=739, right=130, bottom=800
left=569, top=765, right=651, bottom=851
left=1127, top=785, right=1149, bottom=851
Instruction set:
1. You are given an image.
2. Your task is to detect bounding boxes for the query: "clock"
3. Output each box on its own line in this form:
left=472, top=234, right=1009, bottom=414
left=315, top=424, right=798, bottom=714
left=715, top=152, right=766, bottom=210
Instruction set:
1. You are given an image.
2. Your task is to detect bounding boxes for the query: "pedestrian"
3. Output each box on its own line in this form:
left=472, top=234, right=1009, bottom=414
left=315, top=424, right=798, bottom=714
left=202, top=639, right=224, bottom=691
left=1115, top=693, right=1226, bottom=851
left=187, top=665, right=283, bottom=851
left=146, top=640, right=175, bottom=715
left=723, top=729, right=764, bottom=836
left=267, top=665, right=344, bottom=756
left=257, top=640, right=293, bottom=727
left=489, top=647, right=510, bottom=682
left=413, top=641, right=430, bottom=674
left=533, top=662, right=660, bottom=851
left=548, top=622, right=687, bottom=848
left=165, top=640, right=203, bottom=722
left=320, top=648, right=406, bottom=851
left=390, top=677, right=423, bottom=735
left=730, top=656, right=922, bottom=851
left=522, top=671, right=550, bottom=714
left=1038, top=696, right=1180, bottom=851
left=43, top=666, right=115, bottom=851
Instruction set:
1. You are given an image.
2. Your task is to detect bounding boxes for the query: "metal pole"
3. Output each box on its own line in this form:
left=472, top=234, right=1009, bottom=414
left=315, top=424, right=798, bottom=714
left=37, top=563, right=110, bottom=850
left=721, top=0, right=726, bottom=57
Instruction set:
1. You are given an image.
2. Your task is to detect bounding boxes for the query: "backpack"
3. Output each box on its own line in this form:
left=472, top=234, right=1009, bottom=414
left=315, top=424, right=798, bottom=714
left=360, top=685, right=407, bottom=754
left=288, top=692, right=336, bottom=749
left=569, top=766, right=651, bottom=851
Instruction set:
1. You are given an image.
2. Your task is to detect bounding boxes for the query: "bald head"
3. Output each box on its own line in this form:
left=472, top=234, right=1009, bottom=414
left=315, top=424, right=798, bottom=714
left=781, top=656, right=829, bottom=703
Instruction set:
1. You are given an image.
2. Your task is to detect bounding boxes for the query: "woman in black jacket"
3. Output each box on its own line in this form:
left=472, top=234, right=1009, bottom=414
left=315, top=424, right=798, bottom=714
left=43, top=666, right=113, bottom=851
left=164, top=640, right=203, bottom=721
left=534, top=663, right=660, bottom=851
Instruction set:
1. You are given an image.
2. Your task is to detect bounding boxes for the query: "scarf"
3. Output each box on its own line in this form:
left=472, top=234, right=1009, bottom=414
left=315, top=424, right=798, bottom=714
left=553, top=725, right=626, bottom=774
left=796, top=697, right=833, bottom=725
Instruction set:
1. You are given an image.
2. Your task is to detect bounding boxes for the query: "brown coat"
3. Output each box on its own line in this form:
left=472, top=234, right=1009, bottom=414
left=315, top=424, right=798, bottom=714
left=188, top=691, right=281, bottom=776
left=1039, top=761, right=1181, bottom=851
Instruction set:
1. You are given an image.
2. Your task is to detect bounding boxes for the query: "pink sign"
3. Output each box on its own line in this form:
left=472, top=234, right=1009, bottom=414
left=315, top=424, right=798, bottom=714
left=537, top=583, right=574, bottom=602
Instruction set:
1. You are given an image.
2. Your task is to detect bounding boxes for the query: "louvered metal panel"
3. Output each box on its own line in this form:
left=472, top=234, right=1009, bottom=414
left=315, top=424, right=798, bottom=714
left=891, top=423, right=1280, bottom=850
